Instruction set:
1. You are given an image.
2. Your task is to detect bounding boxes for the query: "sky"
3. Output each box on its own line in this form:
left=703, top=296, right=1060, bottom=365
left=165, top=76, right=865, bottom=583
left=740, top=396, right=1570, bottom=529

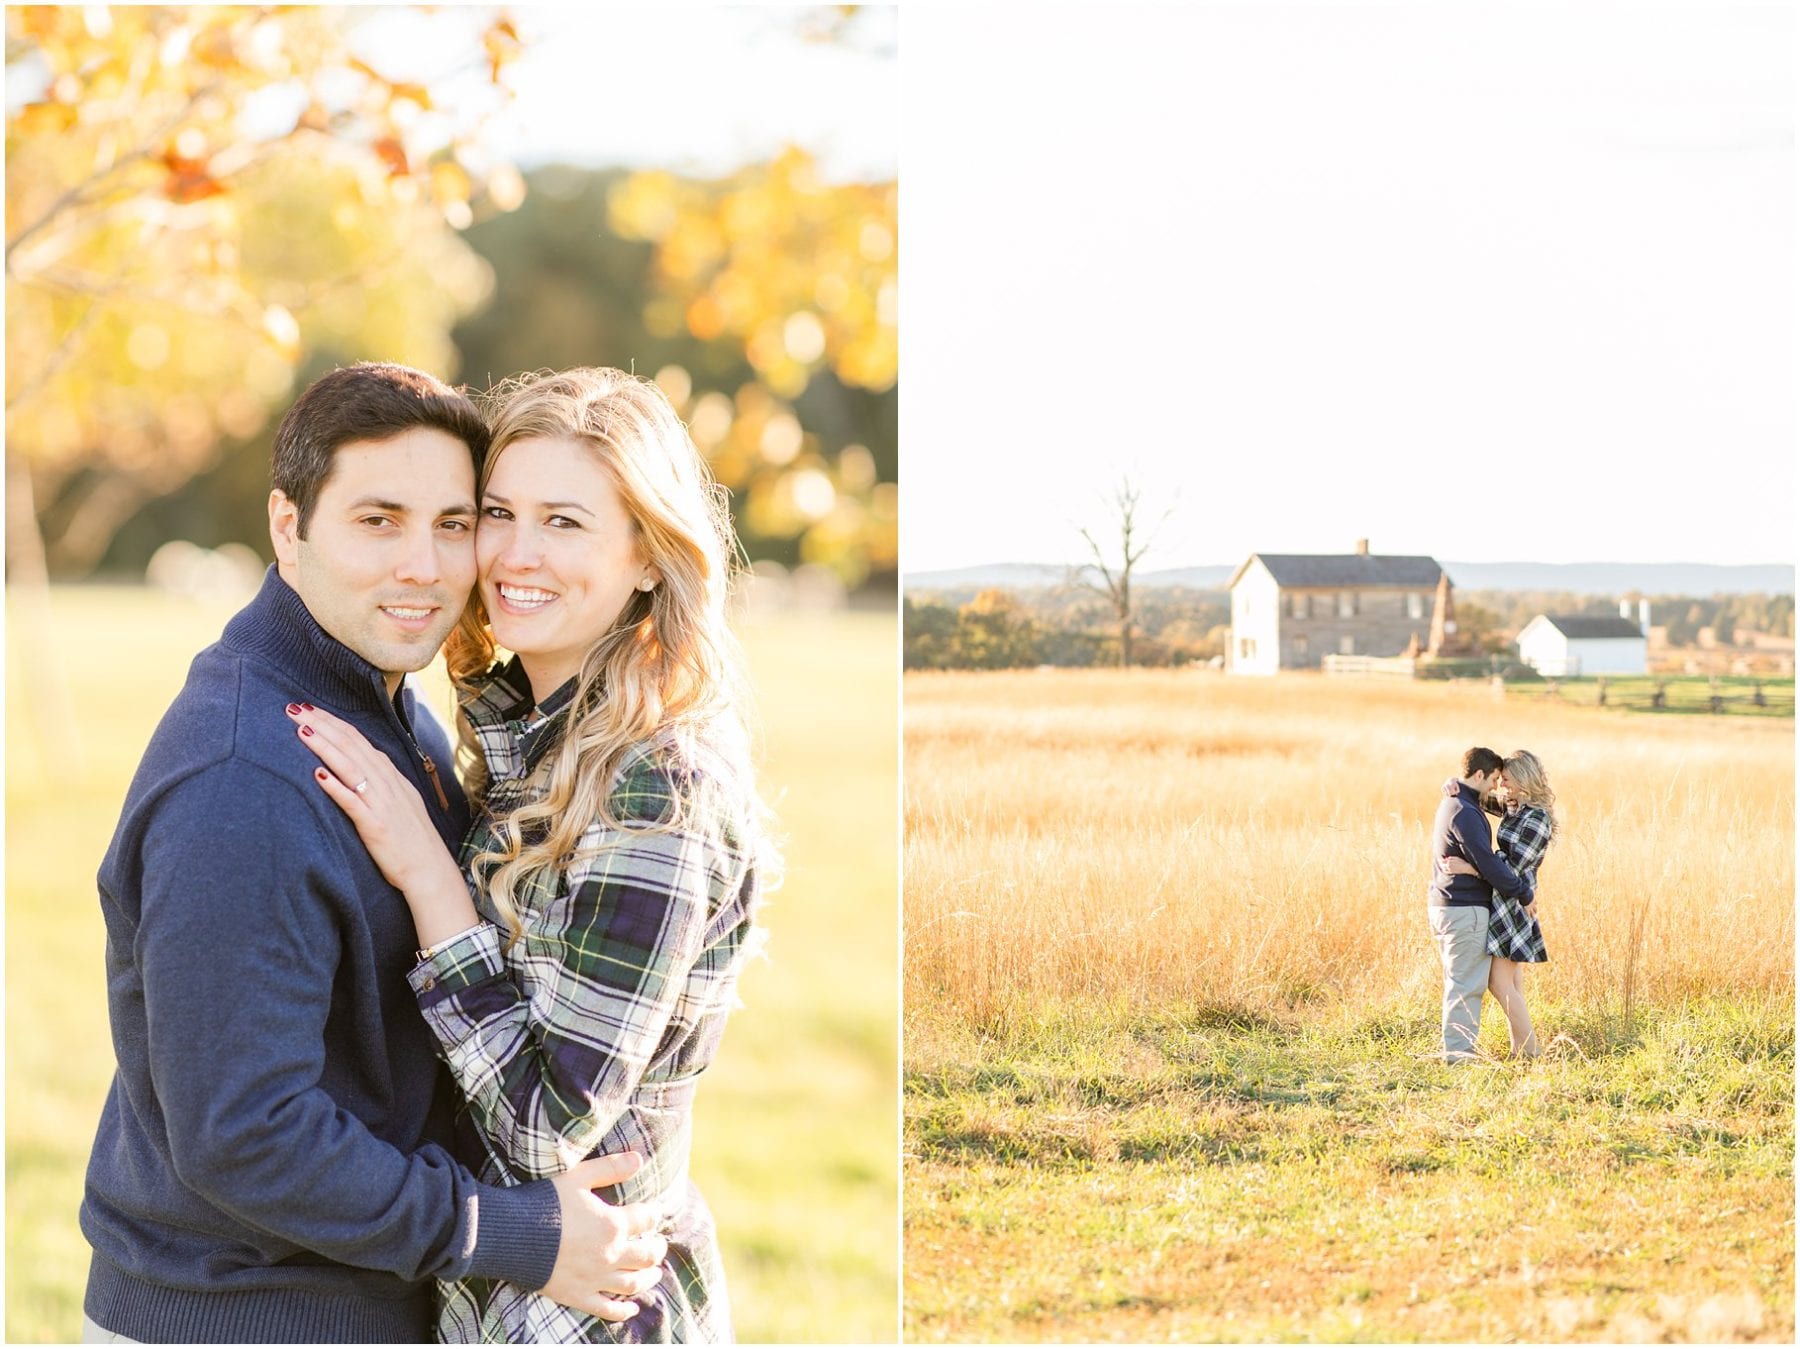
left=349, top=6, right=898, bottom=180
left=901, top=4, right=1794, bottom=571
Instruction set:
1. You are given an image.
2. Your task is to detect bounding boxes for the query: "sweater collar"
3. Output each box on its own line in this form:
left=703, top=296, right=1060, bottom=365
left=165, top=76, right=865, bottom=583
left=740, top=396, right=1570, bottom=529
left=223, top=566, right=406, bottom=713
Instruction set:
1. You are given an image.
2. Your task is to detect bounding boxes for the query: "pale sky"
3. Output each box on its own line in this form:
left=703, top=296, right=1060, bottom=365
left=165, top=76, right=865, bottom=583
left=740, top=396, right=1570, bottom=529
left=901, top=4, right=1794, bottom=571
left=350, top=6, right=898, bottom=180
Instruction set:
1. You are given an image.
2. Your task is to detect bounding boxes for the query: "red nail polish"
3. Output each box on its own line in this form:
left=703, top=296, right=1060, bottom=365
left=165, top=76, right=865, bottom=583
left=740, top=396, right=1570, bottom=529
left=301, top=726, right=314, bottom=737
left=285, top=702, right=301, bottom=715
left=300, top=702, right=314, bottom=711
left=316, top=769, right=328, bottom=780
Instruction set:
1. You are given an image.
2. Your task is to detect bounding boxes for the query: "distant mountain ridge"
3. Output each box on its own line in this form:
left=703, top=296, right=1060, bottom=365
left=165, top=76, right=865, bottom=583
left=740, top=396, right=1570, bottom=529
left=905, top=561, right=1795, bottom=595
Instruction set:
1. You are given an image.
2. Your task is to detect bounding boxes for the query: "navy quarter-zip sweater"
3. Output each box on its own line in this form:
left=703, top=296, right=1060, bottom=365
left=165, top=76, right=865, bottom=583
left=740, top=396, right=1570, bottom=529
left=81, top=569, right=561, bottom=1343
left=1428, top=778, right=1536, bottom=909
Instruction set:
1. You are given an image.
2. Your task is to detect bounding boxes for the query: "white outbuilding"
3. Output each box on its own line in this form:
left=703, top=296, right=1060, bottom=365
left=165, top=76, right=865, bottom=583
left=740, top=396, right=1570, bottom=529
left=1515, top=608, right=1649, bottom=677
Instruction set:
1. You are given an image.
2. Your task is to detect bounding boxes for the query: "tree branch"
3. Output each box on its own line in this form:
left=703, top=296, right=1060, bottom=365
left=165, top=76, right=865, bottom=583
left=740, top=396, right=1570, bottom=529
left=6, top=82, right=220, bottom=267
left=4, top=296, right=104, bottom=414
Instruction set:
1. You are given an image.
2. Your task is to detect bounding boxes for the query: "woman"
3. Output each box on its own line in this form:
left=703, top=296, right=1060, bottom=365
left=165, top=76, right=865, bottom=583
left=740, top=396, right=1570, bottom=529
left=289, top=367, right=768, bottom=1341
left=1445, top=749, right=1555, bottom=1057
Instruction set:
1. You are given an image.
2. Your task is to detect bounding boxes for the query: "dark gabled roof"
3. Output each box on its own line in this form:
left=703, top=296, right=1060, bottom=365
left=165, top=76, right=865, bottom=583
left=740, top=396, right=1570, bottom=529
left=1541, top=615, right=1645, bottom=640
left=1227, top=553, right=1443, bottom=590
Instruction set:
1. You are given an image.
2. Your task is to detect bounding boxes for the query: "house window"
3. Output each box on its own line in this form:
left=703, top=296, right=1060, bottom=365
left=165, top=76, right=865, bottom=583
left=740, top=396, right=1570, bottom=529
left=1407, top=592, right=1425, bottom=620
left=1339, top=635, right=1356, bottom=655
left=1290, top=592, right=1307, bottom=619
left=1293, top=635, right=1309, bottom=658
left=1337, top=592, right=1357, bottom=618
left=1239, top=637, right=1255, bottom=660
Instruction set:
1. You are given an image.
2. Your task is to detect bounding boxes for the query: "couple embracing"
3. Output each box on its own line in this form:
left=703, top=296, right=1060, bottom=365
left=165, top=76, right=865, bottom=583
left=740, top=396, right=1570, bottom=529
left=1428, top=746, right=1558, bottom=1063
left=81, top=363, right=768, bottom=1343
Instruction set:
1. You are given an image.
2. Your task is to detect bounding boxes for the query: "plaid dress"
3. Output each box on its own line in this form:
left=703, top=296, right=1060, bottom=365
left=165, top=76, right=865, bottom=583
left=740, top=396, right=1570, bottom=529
left=407, top=661, right=763, bottom=1343
left=1487, top=805, right=1551, bottom=963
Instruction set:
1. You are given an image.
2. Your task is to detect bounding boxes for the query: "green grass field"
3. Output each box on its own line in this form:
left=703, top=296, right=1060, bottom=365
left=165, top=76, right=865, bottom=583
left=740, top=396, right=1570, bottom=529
left=1504, top=674, right=1795, bottom=717
left=908, top=998, right=1792, bottom=1343
left=5, top=586, right=898, bottom=1343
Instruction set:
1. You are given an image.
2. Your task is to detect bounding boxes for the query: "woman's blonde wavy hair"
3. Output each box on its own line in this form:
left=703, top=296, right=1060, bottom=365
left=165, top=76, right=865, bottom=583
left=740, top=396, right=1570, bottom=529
left=1502, top=749, right=1557, bottom=837
left=445, top=367, right=762, bottom=948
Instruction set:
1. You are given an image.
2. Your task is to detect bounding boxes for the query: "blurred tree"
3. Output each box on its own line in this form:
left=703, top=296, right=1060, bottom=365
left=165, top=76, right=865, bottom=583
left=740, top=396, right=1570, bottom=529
left=1034, top=626, right=1107, bottom=668
left=609, top=146, right=896, bottom=399
left=1156, top=617, right=1218, bottom=664
left=1454, top=601, right=1511, bottom=655
left=6, top=4, right=526, bottom=581
left=608, top=147, right=897, bottom=588
left=1712, top=599, right=1739, bottom=646
left=956, top=589, right=1039, bottom=670
left=902, top=597, right=958, bottom=670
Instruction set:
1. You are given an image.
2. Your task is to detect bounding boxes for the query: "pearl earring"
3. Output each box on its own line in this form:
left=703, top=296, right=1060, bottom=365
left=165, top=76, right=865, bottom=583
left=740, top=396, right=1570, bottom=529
left=637, top=577, right=656, bottom=592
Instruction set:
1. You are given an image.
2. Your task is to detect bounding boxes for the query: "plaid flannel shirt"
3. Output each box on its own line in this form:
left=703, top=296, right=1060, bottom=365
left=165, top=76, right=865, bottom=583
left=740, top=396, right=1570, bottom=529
left=1496, top=805, right=1552, bottom=880
left=408, top=661, right=762, bottom=1343
left=1488, top=805, right=1553, bottom=962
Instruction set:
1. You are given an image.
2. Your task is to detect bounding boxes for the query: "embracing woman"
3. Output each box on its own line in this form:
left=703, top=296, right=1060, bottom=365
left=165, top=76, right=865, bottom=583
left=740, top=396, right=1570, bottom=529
left=289, top=367, right=769, bottom=1342
left=1445, top=749, right=1556, bottom=1057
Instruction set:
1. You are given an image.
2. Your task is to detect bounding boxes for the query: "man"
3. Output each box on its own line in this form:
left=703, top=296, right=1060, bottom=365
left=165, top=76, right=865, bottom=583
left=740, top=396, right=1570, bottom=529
left=81, top=364, right=662, bottom=1342
left=1427, top=746, right=1535, bottom=1064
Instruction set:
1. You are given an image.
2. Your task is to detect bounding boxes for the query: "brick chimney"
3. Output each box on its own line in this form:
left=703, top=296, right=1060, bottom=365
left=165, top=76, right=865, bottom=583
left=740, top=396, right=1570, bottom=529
left=1355, top=538, right=1369, bottom=556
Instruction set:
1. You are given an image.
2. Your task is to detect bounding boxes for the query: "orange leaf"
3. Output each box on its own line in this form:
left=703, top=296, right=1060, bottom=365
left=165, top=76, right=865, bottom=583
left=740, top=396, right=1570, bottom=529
left=164, top=169, right=226, bottom=203
left=482, top=16, right=523, bottom=83
left=371, top=136, right=409, bottom=177
left=160, top=143, right=207, bottom=176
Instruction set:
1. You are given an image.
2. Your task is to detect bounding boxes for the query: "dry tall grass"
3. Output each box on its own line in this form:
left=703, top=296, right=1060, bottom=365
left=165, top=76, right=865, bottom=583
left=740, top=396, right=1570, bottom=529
left=906, top=670, right=1794, bottom=1027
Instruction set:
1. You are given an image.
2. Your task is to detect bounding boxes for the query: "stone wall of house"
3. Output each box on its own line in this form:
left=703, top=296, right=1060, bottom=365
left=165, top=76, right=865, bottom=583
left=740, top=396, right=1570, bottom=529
left=1276, top=587, right=1435, bottom=667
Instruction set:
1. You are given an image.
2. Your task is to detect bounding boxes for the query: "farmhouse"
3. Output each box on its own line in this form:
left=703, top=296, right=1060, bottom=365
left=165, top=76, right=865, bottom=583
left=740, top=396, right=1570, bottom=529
left=1227, top=542, right=1444, bottom=674
left=1516, top=605, right=1649, bottom=676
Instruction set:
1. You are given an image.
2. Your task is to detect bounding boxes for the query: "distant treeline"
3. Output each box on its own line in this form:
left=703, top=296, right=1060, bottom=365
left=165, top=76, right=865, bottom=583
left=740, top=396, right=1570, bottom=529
left=905, top=586, right=1230, bottom=670
left=903, top=586, right=1795, bottom=671
left=1457, top=591, right=1794, bottom=646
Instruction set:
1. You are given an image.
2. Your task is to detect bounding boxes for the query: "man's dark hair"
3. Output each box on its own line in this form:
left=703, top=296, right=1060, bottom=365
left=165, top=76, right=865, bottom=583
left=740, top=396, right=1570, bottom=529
left=1462, top=746, right=1505, bottom=778
left=272, top=363, right=489, bottom=536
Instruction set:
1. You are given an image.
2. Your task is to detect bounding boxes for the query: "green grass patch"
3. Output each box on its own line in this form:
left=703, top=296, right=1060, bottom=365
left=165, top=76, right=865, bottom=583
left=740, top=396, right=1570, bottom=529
left=1505, top=674, right=1795, bottom=718
left=906, top=997, right=1793, bottom=1342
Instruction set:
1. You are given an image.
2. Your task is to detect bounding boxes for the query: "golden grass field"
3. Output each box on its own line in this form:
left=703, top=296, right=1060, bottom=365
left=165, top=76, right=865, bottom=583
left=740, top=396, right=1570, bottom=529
left=905, top=668, right=1793, bottom=1342
left=6, top=586, right=898, bottom=1344
left=907, top=669, right=1793, bottom=1023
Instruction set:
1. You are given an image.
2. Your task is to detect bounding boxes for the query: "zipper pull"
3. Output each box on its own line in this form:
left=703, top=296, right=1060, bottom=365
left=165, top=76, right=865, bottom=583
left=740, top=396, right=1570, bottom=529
left=420, top=753, right=450, bottom=811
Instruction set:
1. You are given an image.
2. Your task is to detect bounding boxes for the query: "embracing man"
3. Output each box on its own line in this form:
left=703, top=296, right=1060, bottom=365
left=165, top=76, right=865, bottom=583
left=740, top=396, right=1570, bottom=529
left=1427, top=746, right=1536, bottom=1064
left=80, top=364, right=662, bottom=1342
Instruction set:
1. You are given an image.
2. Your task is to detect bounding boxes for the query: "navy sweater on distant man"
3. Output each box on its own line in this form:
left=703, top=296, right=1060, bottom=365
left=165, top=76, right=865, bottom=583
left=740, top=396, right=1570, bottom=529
left=80, top=569, right=561, bottom=1343
left=1428, top=778, right=1535, bottom=908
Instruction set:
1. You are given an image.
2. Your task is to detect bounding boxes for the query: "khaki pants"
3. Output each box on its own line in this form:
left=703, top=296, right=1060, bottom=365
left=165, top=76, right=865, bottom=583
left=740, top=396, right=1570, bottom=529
left=1429, top=904, right=1492, bottom=1063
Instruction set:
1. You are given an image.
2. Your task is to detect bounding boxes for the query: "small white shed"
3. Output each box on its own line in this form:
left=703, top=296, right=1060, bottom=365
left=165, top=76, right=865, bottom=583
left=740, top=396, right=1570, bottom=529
left=1516, top=614, right=1648, bottom=676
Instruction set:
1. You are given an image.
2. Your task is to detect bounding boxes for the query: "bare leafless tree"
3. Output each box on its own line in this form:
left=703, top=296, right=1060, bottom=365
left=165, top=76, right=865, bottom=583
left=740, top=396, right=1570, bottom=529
left=1074, top=478, right=1171, bottom=668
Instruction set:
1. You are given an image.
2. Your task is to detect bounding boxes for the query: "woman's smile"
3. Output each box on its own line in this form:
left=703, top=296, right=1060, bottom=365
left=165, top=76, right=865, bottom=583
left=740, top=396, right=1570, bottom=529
left=492, top=582, right=560, bottom=614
